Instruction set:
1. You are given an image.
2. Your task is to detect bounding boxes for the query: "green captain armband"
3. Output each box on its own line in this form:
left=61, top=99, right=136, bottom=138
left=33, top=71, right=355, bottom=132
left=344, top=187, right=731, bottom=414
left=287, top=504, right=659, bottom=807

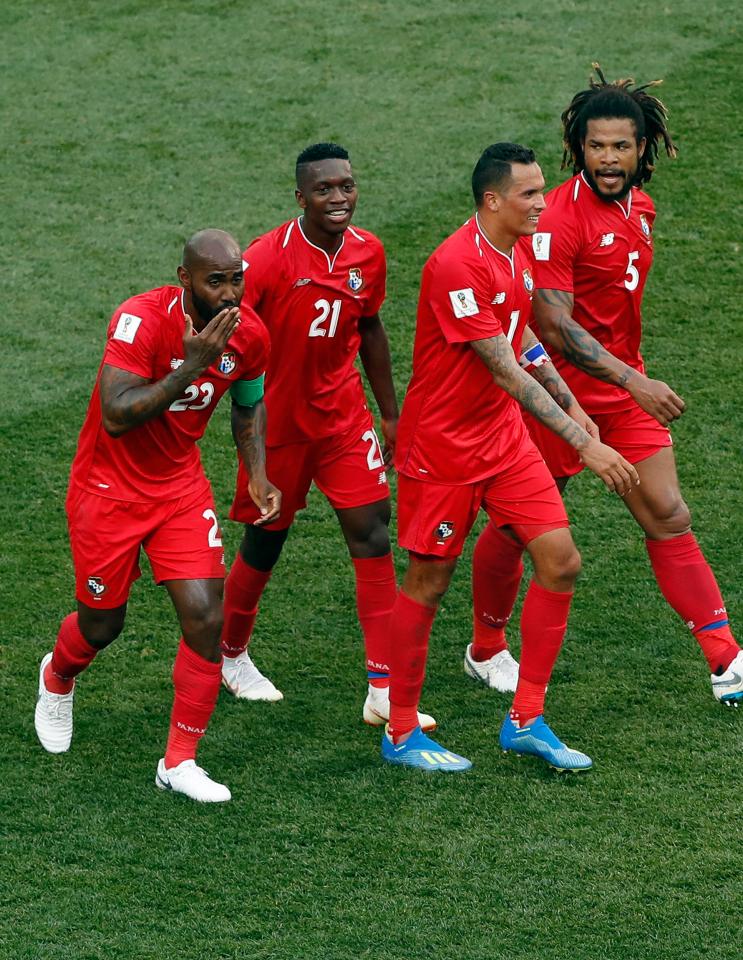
left=230, top=373, right=265, bottom=407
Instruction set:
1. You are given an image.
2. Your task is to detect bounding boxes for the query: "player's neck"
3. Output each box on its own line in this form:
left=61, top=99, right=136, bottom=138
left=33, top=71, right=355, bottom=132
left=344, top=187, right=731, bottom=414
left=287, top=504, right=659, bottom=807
left=475, top=212, right=515, bottom=258
left=299, top=215, right=345, bottom=256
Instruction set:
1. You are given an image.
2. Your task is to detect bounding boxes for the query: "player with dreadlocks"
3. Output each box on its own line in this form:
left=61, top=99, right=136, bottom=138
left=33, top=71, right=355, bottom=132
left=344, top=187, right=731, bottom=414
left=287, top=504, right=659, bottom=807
left=473, top=65, right=742, bottom=708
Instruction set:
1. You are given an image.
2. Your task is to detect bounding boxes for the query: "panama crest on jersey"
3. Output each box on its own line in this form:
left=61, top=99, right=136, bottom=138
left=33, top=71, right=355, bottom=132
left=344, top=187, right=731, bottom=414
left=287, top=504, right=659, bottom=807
left=522, top=268, right=534, bottom=293
left=219, top=351, right=237, bottom=375
left=639, top=214, right=651, bottom=238
left=347, top=267, right=364, bottom=292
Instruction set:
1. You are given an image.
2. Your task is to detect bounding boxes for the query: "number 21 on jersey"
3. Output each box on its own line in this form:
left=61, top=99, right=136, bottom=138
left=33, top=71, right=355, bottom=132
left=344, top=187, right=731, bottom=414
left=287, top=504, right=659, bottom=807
left=309, top=298, right=342, bottom=338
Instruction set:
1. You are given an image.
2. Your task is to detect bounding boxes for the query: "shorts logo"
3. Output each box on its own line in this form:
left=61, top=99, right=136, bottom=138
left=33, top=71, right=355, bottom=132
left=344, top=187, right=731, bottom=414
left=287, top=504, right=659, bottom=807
left=532, top=232, right=551, bottom=260
left=112, top=312, right=142, bottom=344
left=522, top=269, right=534, bottom=293
left=448, top=288, right=478, bottom=318
left=219, top=351, right=236, bottom=375
left=600, top=232, right=615, bottom=247
left=434, top=521, right=455, bottom=541
left=492, top=292, right=506, bottom=304
left=347, top=268, right=364, bottom=292
left=86, top=576, right=106, bottom=599
left=170, top=358, right=184, bottom=369
left=640, top=214, right=651, bottom=238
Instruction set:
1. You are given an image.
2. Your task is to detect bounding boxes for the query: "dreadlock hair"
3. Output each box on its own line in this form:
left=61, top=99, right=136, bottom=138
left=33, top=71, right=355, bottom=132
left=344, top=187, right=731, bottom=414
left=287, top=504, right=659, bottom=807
left=295, top=142, right=349, bottom=186
left=472, top=142, right=536, bottom=205
left=561, top=63, right=678, bottom=185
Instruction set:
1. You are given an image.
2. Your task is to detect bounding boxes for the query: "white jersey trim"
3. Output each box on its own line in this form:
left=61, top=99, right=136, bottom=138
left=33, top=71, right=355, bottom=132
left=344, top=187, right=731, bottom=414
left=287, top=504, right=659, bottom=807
left=347, top=225, right=365, bottom=242
left=475, top=213, right=515, bottom=277
left=167, top=295, right=179, bottom=314
left=282, top=221, right=295, bottom=248
left=297, top=216, right=345, bottom=272
left=578, top=171, right=632, bottom=219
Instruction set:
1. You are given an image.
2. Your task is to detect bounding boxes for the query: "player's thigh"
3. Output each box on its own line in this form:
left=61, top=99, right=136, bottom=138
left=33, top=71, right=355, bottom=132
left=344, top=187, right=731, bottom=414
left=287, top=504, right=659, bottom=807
left=314, top=423, right=391, bottom=514
left=144, top=483, right=226, bottom=585
left=230, top=443, right=314, bottom=530
left=65, top=487, right=144, bottom=609
left=621, top=446, right=690, bottom=537
left=481, top=441, right=569, bottom=544
left=521, top=409, right=582, bottom=480
left=397, top=473, right=481, bottom=560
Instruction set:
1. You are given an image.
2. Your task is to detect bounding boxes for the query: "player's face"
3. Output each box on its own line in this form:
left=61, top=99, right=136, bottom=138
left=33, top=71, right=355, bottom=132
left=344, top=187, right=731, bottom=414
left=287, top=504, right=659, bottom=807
left=493, top=163, right=546, bottom=237
left=181, top=253, right=244, bottom=326
left=581, top=118, right=647, bottom=201
left=296, top=159, right=358, bottom=236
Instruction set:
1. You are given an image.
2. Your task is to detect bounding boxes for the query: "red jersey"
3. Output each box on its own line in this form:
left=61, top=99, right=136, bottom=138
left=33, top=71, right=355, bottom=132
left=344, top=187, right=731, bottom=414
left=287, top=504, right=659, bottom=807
left=531, top=172, right=655, bottom=413
left=70, top=285, right=270, bottom=502
left=241, top=218, right=386, bottom=446
left=396, top=216, right=534, bottom=485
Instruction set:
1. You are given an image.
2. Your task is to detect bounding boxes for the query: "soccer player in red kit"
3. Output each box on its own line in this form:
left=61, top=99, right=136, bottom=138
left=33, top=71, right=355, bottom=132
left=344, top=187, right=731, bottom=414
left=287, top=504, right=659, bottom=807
left=221, top=142, right=434, bottom=731
left=34, top=230, right=280, bottom=802
left=523, top=66, right=742, bottom=706
left=382, top=142, right=639, bottom=772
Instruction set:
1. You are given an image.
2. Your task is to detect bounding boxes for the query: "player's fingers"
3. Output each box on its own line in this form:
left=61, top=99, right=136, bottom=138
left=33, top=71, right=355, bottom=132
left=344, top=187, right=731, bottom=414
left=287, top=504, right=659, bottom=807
left=183, top=314, right=194, bottom=338
left=586, top=418, right=600, bottom=440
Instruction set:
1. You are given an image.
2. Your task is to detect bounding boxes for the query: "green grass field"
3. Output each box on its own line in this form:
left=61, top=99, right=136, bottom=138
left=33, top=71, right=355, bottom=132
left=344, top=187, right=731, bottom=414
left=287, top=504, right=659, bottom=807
left=2, top=2, right=742, bottom=958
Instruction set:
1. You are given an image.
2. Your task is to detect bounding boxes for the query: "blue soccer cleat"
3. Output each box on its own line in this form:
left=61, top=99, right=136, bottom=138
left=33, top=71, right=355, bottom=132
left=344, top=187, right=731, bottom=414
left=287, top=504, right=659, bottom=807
left=381, top=725, right=472, bottom=772
left=499, top=713, right=592, bottom=772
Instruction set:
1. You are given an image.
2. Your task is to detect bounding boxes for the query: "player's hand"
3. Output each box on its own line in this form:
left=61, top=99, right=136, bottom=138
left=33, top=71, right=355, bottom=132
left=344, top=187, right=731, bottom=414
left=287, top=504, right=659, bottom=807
left=249, top=475, right=282, bottom=526
left=380, top=416, right=398, bottom=466
left=579, top=438, right=640, bottom=497
left=626, top=373, right=685, bottom=427
left=565, top=402, right=599, bottom=440
left=182, top=307, right=241, bottom=376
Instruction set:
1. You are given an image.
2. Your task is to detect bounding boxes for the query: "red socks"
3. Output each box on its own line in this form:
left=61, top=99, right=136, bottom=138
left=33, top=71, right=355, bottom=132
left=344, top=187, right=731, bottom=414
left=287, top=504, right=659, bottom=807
left=646, top=532, right=739, bottom=673
left=511, top=581, right=573, bottom=723
left=165, top=640, right=222, bottom=768
left=471, top=523, right=524, bottom=661
left=388, top=591, right=436, bottom=741
left=221, top=553, right=272, bottom=658
left=353, top=554, right=396, bottom=687
left=46, top=614, right=99, bottom=694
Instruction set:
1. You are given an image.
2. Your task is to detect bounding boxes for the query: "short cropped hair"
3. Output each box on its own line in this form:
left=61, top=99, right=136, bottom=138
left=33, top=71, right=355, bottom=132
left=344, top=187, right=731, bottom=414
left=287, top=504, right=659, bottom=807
left=472, top=142, right=536, bottom=205
left=296, top=142, right=349, bottom=185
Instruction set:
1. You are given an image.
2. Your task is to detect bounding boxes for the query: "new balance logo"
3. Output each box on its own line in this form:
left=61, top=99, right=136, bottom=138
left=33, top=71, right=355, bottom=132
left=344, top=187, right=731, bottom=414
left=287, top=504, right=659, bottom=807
left=492, top=292, right=506, bottom=304
left=170, top=358, right=184, bottom=369
left=600, top=233, right=615, bottom=247
left=294, top=278, right=311, bottom=287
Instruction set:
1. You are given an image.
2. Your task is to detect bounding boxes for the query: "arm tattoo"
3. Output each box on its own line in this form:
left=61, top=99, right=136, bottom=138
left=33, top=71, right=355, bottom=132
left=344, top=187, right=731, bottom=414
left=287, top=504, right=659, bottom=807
left=470, top=336, right=589, bottom=450
left=535, top=288, right=622, bottom=384
left=100, top=364, right=197, bottom=434
left=530, top=364, right=575, bottom=410
left=231, top=400, right=267, bottom=475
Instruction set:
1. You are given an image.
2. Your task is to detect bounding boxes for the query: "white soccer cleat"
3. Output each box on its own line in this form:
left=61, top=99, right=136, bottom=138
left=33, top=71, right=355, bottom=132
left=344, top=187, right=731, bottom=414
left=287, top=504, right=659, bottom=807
left=464, top=644, right=519, bottom=693
left=362, top=684, right=437, bottom=732
left=221, top=650, right=283, bottom=701
left=155, top=758, right=231, bottom=803
left=34, top=652, right=74, bottom=754
left=711, top=650, right=743, bottom=707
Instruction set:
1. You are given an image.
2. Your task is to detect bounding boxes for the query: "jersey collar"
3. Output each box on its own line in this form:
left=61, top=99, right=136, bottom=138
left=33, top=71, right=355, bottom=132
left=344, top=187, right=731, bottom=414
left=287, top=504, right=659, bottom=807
left=579, top=171, right=632, bottom=219
left=474, top=213, right=515, bottom=276
left=297, top=216, right=346, bottom=272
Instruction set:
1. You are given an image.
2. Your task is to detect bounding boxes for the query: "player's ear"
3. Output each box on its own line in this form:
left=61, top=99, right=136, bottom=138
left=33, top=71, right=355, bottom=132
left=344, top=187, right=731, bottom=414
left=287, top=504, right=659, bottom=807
left=177, top=265, right=192, bottom=291
left=295, top=188, right=307, bottom=210
left=637, top=136, right=647, bottom=159
left=482, top=190, right=499, bottom=213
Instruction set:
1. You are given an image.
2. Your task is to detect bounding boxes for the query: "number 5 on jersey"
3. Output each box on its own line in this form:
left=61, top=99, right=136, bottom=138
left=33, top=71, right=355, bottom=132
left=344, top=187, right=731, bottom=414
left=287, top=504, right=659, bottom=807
left=309, top=298, right=342, bottom=337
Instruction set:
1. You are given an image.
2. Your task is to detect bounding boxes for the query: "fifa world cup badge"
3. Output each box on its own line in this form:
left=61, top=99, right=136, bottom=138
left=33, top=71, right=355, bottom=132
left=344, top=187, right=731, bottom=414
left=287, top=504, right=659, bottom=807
left=347, top=268, right=364, bottom=292
left=219, top=352, right=237, bottom=375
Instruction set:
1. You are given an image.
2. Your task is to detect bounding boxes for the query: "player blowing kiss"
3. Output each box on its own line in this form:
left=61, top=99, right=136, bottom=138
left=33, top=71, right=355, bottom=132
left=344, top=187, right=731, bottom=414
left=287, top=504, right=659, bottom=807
left=34, top=230, right=280, bottom=802
left=382, top=142, right=639, bottom=773
left=221, top=142, right=435, bottom=731
left=518, top=65, right=742, bottom=706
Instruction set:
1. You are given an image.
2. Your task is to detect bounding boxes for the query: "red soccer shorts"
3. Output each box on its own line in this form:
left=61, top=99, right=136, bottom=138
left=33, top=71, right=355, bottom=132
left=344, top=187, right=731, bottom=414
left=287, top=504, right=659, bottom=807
left=66, top=480, right=226, bottom=609
left=397, top=440, right=568, bottom=558
left=523, top=400, right=673, bottom=478
left=230, top=423, right=390, bottom=529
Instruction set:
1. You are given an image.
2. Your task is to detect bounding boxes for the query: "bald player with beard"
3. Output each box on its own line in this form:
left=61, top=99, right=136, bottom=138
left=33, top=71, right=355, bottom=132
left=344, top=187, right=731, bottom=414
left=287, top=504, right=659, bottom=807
left=34, top=230, right=280, bottom=802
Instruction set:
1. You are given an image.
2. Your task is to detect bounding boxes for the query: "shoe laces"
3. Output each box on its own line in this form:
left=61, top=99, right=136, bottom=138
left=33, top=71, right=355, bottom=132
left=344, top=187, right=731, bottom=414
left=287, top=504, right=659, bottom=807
left=43, top=691, right=73, bottom=720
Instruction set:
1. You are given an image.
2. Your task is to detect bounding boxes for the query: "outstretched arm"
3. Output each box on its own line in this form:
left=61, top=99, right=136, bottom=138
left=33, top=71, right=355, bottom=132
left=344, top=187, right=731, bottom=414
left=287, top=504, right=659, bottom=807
left=231, top=398, right=281, bottom=525
left=470, top=334, right=638, bottom=495
left=533, top=289, right=685, bottom=426
left=358, top=313, right=399, bottom=464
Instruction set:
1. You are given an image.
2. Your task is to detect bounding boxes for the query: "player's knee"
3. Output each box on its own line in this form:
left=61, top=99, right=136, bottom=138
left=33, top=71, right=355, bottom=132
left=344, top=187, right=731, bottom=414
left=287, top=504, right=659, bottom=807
left=240, top=525, right=289, bottom=572
left=181, top=600, right=223, bottom=648
left=77, top=605, right=126, bottom=649
left=361, top=518, right=391, bottom=557
left=647, top=496, right=692, bottom=538
left=532, top=542, right=581, bottom=591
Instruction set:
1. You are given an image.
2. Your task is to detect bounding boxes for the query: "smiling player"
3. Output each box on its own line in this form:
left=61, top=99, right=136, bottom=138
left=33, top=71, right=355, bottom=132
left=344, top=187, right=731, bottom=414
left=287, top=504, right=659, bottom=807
left=221, top=142, right=435, bottom=731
